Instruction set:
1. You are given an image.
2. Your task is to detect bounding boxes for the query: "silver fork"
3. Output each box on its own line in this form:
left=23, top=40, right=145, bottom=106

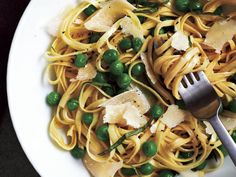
left=179, top=71, right=236, bottom=166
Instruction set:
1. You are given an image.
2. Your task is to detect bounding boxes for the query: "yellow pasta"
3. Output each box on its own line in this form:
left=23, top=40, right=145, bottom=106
left=45, top=0, right=236, bottom=176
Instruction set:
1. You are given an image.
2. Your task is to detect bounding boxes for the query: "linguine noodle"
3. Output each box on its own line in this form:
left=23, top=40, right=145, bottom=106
left=46, top=0, right=236, bottom=176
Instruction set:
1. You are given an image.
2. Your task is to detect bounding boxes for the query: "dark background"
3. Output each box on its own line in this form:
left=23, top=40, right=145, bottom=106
left=0, top=0, right=40, bottom=176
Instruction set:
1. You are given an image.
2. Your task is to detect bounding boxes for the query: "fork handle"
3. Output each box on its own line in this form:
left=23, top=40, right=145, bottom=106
left=209, top=115, right=236, bottom=166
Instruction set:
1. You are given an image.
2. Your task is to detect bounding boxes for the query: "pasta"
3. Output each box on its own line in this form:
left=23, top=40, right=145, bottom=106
left=45, top=0, right=236, bottom=176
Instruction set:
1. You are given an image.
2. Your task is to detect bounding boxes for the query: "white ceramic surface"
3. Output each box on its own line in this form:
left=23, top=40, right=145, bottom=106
left=7, top=0, right=235, bottom=176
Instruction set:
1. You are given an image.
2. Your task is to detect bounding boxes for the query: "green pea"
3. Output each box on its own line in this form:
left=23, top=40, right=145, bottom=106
left=119, top=38, right=132, bottom=52
left=189, top=1, right=203, bottom=12
left=131, top=63, right=145, bottom=76
left=70, top=146, right=86, bottom=159
left=174, top=0, right=190, bottom=12
left=89, top=33, right=101, bottom=43
left=121, top=168, right=136, bottom=176
left=83, top=5, right=96, bottom=16
left=46, top=91, right=61, bottom=106
left=102, top=86, right=115, bottom=96
left=231, top=130, right=236, bottom=143
left=67, top=98, right=79, bottom=111
left=74, top=53, right=88, bottom=68
left=213, top=6, right=223, bottom=15
left=140, top=163, right=154, bottom=175
left=176, top=100, right=186, bottom=110
left=159, top=170, right=175, bottom=177
left=142, top=141, right=157, bottom=157
left=150, top=105, right=164, bottom=119
left=110, top=61, right=124, bottom=76
left=82, top=113, right=93, bottom=125
left=229, top=100, right=236, bottom=113
left=116, top=73, right=132, bottom=89
left=93, top=72, right=107, bottom=83
left=103, top=49, right=119, bottom=64
left=192, top=161, right=207, bottom=171
left=132, top=37, right=143, bottom=53
left=138, top=16, right=146, bottom=23
left=218, top=145, right=228, bottom=156
left=96, top=124, right=109, bottom=142
left=179, top=151, right=194, bottom=159
left=159, top=28, right=166, bottom=34
left=117, top=88, right=129, bottom=94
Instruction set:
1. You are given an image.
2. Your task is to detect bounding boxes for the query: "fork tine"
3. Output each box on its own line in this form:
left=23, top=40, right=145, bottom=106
left=179, top=83, right=186, bottom=97
left=183, top=75, right=191, bottom=86
left=179, top=81, right=185, bottom=91
left=197, top=71, right=208, bottom=81
left=178, top=72, right=236, bottom=166
left=189, top=73, right=197, bottom=82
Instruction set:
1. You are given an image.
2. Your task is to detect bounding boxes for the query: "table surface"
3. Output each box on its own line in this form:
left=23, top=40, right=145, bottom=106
left=0, top=0, right=40, bottom=176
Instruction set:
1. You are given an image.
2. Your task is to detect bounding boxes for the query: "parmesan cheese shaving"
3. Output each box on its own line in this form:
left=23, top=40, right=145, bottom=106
left=130, top=83, right=156, bottom=106
left=100, top=89, right=150, bottom=114
left=203, top=121, right=215, bottom=135
left=204, top=19, right=236, bottom=53
left=209, top=133, right=217, bottom=144
left=140, top=53, right=157, bottom=84
left=83, top=154, right=123, bottom=177
left=150, top=123, right=157, bottom=133
left=204, top=115, right=236, bottom=135
left=160, top=105, right=187, bottom=128
left=103, top=102, right=147, bottom=128
left=70, top=63, right=97, bottom=82
left=120, top=16, right=144, bottom=40
left=171, top=31, right=190, bottom=51
left=150, top=122, right=165, bottom=133
left=179, top=170, right=203, bottom=177
left=103, top=104, right=127, bottom=125
left=84, top=0, right=135, bottom=32
left=159, top=122, right=166, bottom=131
left=220, top=115, right=236, bottom=130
